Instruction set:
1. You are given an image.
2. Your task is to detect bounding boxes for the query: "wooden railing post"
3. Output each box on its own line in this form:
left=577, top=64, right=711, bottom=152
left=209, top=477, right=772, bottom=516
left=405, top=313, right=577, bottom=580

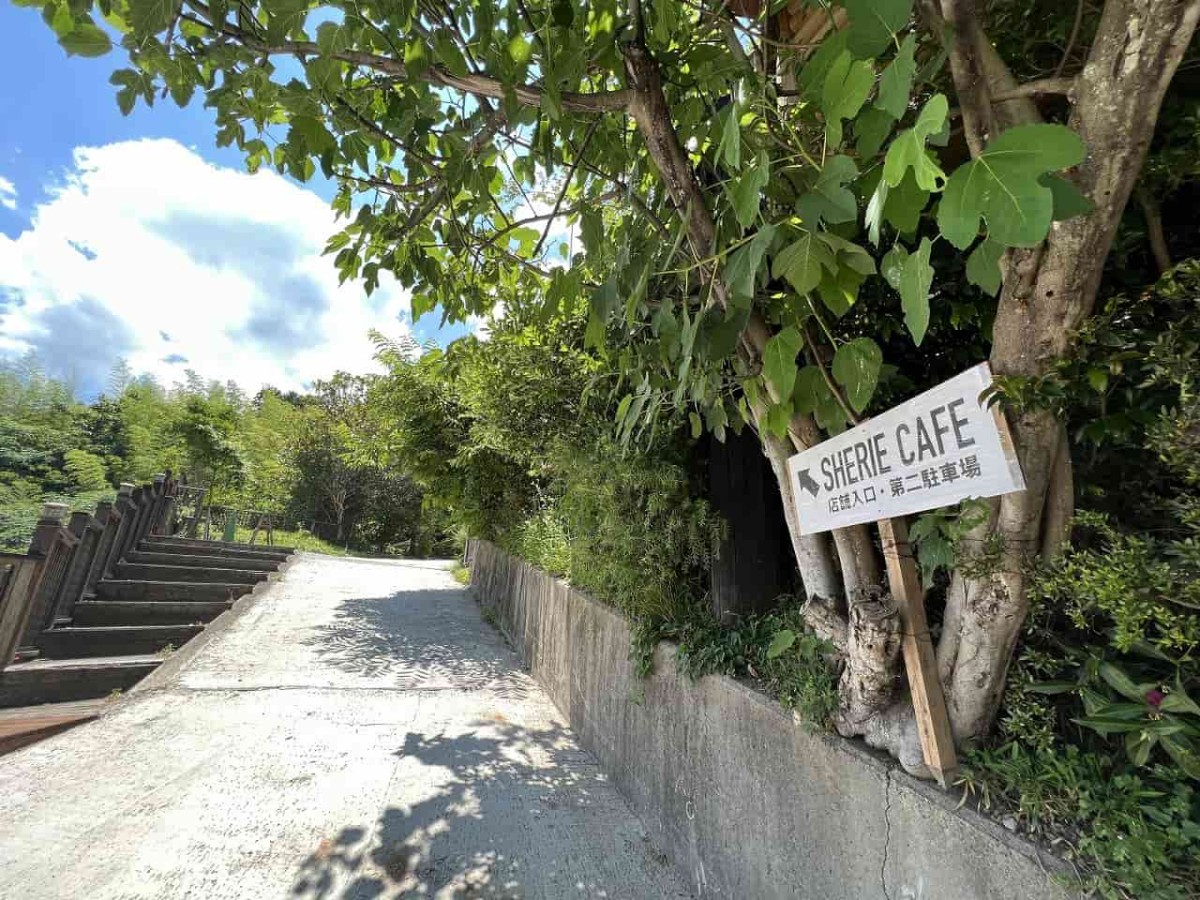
left=82, top=500, right=118, bottom=600
left=135, top=481, right=158, bottom=545
left=102, top=484, right=137, bottom=579
left=152, top=473, right=178, bottom=536
left=121, top=486, right=147, bottom=560
left=131, top=481, right=156, bottom=548
left=50, top=511, right=103, bottom=626
left=17, top=503, right=79, bottom=654
left=0, top=553, right=47, bottom=672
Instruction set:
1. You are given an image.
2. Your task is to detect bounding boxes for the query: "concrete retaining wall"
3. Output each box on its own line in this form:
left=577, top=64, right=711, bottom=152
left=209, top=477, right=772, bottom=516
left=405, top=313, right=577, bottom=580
left=467, top=540, right=1076, bottom=900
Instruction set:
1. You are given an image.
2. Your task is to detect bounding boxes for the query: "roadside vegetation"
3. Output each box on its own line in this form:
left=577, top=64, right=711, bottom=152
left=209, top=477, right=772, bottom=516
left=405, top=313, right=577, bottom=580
left=18, top=0, right=1200, bottom=894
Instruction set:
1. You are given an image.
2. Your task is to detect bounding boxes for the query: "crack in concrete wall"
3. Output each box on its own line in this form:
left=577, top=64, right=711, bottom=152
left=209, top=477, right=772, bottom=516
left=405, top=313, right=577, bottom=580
left=881, top=770, right=894, bottom=900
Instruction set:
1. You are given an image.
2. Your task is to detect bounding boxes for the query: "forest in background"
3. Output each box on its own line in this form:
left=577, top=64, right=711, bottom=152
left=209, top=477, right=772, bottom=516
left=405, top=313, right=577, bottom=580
left=0, top=349, right=452, bottom=556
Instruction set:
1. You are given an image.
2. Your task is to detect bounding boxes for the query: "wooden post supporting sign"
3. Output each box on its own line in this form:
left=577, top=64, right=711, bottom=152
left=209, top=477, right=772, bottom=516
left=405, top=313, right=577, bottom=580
left=878, top=516, right=958, bottom=785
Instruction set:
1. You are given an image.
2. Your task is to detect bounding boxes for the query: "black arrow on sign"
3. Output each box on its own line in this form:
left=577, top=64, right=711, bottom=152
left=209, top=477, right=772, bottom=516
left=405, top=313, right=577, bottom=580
left=796, top=468, right=820, bottom=497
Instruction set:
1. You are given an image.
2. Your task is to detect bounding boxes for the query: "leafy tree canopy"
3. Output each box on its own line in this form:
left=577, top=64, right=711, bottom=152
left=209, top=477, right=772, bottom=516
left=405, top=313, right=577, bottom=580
left=20, top=0, right=1094, bottom=442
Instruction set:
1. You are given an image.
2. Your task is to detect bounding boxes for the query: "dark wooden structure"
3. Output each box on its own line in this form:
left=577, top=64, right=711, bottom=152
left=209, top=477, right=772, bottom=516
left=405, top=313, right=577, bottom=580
left=706, top=431, right=795, bottom=622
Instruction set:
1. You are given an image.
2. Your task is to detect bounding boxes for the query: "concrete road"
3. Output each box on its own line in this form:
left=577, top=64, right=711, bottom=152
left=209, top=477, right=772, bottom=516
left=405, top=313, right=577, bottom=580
left=0, top=555, right=691, bottom=900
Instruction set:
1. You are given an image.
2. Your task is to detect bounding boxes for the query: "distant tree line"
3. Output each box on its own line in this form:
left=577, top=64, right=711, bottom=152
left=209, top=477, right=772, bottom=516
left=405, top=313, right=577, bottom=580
left=0, top=354, right=450, bottom=555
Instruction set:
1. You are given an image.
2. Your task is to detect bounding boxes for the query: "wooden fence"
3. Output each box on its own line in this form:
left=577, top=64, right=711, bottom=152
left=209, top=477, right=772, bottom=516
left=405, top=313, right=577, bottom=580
left=0, top=474, right=181, bottom=673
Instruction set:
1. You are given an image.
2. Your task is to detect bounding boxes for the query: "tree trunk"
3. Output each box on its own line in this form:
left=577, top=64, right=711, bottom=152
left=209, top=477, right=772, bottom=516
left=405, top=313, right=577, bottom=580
left=937, top=0, right=1200, bottom=747
left=626, top=19, right=900, bottom=728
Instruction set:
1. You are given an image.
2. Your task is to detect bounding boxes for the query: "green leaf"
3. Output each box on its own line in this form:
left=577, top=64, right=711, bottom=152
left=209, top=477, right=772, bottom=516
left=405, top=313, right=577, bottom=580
left=766, top=629, right=796, bottom=659
left=882, top=171, right=929, bottom=233
left=798, top=29, right=849, bottom=100
left=821, top=51, right=874, bottom=147
left=404, top=39, right=429, bottom=76
left=937, top=124, right=1086, bottom=249
left=719, top=104, right=742, bottom=171
left=876, top=33, right=917, bottom=119
left=701, top=303, right=750, bottom=362
left=689, top=411, right=703, bottom=439
left=1072, top=715, right=1147, bottom=735
left=793, top=366, right=846, bottom=432
left=762, top=326, right=804, bottom=398
left=1041, top=173, right=1093, bottom=221
left=865, top=178, right=888, bottom=246
left=898, top=237, right=933, bottom=345
left=290, top=115, right=336, bottom=156
left=764, top=400, right=792, bottom=438
left=772, top=230, right=835, bottom=295
left=844, top=0, right=913, bottom=58
left=585, top=278, right=618, bottom=348
left=881, top=243, right=908, bottom=292
left=1086, top=367, right=1109, bottom=392
left=58, top=22, right=112, bottom=57
left=965, top=238, right=1004, bottom=296
left=1125, top=731, right=1156, bottom=767
left=1100, top=662, right=1146, bottom=702
left=508, top=34, right=532, bottom=64
left=316, top=21, right=351, bottom=55
left=855, top=106, right=895, bottom=159
left=832, top=337, right=883, bottom=413
left=817, top=268, right=863, bottom=317
left=1161, top=734, right=1200, bottom=779
left=264, top=0, right=307, bottom=42
left=580, top=207, right=603, bottom=257
left=796, top=155, right=858, bottom=226
left=1027, top=681, right=1079, bottom=695
left=434, top=31, right=469, bottom=77
left=725, top=224, right=776, bottom=305
left=128, top=0, right=181, bottom=35
left=306, top=57, right=342, bottom=94
left=792, top=366, right=823, bottom=415
left=883, top=94, right=948, bottom=190
left=1159, top=688, right=1200, bottom=716
left=616, top=394, right=633, bottom=427
left=818, top=232, right=877, bottom=275
left=730, top=152, right=769, bottom=228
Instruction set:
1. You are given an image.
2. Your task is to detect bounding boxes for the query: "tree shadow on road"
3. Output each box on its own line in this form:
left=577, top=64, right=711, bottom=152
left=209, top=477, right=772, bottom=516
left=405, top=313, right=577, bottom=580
left=300, top=589, right=534, bottom=701
left=290, top=718, right=678, bottom=899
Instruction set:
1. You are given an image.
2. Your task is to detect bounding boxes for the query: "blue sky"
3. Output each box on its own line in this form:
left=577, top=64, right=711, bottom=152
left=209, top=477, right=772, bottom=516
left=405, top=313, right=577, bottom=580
left=0, top=5, right=469, bottom=399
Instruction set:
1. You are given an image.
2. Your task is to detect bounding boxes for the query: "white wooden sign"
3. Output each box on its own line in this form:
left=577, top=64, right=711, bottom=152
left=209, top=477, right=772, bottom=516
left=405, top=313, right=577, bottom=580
left=786, top=363, right=1025, bottom=535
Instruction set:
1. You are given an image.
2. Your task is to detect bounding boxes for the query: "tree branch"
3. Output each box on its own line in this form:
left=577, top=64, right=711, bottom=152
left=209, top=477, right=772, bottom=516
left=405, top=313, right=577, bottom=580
left=940, top=0, right=999, bottom=156
left=989, top=77, right=1076, bottom=103
left=532, top=118, right=601, bottom=259
left=1053, top=0, right=1086, bottom=78
left=802, top=323, right=860, bottom=427
left=1136, top=184, right=1173, bottom=274
left=183, top=0, right=633, bottom=113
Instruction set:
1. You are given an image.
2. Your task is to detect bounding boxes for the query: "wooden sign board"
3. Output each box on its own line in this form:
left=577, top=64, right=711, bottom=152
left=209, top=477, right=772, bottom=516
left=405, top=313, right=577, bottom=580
left=786, top=363, right=1025, bottom=535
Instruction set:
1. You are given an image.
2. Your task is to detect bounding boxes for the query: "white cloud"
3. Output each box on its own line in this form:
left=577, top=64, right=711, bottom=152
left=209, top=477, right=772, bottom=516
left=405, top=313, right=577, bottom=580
left=0, top=139, right=411, bottom=397
left=0, top=175, right=16, bottom=210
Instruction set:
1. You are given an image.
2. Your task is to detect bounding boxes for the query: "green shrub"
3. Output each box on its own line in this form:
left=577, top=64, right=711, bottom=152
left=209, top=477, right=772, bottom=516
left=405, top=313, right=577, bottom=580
left=961, top=745, right=1200, bottom=899
left=63, top=449, right=108, bottom=492
left=546, top=436, right=722, bottom=626
left=642, top=598, right=840, bottom=729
